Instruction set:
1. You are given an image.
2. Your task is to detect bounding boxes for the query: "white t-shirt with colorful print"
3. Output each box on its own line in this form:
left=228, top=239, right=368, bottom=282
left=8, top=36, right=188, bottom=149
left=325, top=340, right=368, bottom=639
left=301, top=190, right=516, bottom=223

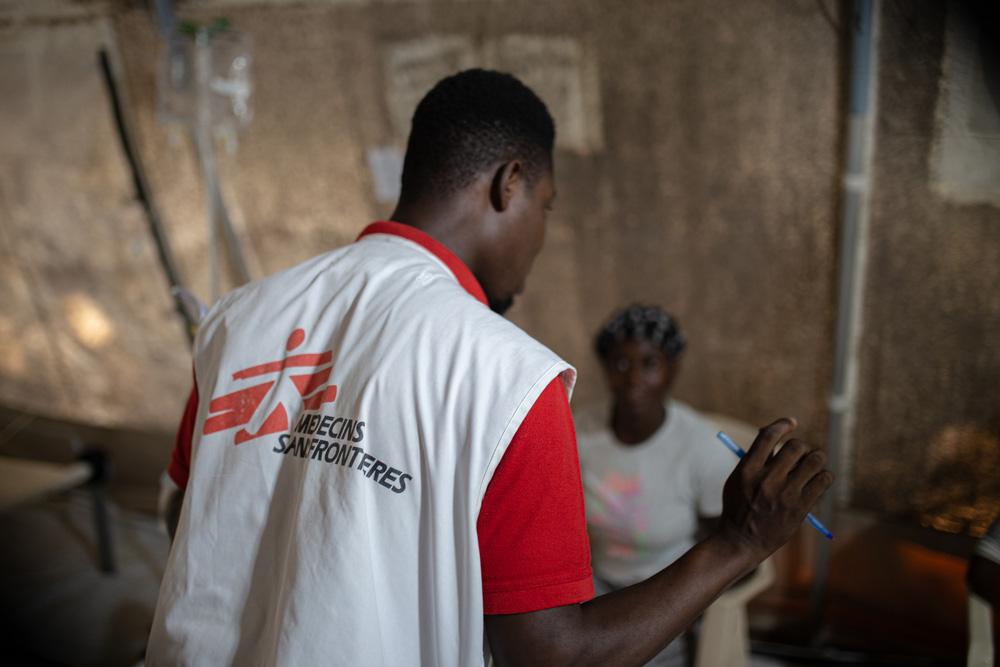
left=578, top=399, right=735, bottom=587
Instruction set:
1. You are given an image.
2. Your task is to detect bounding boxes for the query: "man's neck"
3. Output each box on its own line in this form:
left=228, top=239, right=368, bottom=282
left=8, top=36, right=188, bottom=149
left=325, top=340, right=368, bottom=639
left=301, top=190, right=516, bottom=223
left=390, top=196, right=484, bottom=279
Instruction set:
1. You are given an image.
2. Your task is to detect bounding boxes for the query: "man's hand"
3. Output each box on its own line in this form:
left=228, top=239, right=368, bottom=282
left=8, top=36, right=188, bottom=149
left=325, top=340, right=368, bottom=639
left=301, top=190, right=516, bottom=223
left=715, top=418, right=834, bottom=562
left=485, top=417, right=833, bottom=667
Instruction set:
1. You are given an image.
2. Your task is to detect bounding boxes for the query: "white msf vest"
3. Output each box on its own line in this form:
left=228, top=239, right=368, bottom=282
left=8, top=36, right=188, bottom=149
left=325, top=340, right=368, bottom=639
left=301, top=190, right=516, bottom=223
left=147, top=230, right=575, bottom=666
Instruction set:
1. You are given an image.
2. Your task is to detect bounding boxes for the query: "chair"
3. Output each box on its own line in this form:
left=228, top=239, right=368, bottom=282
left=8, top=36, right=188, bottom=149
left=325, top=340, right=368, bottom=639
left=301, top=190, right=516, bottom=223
left=0, top=455, right=91, bottom=511
left=968, top=592, right=994, bottom=667
left=695, top=556, right=775, bottom=667
left=693, top=414, right=776, bottom=666
left=0, top=451, right=117, bottom=573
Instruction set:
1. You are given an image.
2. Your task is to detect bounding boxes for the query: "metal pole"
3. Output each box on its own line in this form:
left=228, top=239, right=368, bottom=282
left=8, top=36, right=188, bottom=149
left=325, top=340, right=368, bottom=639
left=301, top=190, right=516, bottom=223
left=193, top=29, right=223, bottom=302
left=98, top=49, right=195, bottom=343
left=812, top=0, right=880, bottom=621
left=191, top=31, right=252, bottom=297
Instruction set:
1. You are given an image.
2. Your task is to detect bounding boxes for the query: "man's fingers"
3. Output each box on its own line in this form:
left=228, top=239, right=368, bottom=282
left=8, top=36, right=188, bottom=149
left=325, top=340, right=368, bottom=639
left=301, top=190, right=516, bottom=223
left=743, top=417, right=797, bottom=472
left=786, top=447, right=828, bottom=492
left=766, top=438, right=812, bottom=480
left=801, top=469, right=835, bottom=507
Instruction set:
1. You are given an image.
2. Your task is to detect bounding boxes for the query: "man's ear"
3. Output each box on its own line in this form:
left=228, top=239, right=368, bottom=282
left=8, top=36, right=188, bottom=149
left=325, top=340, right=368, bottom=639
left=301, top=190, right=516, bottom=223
left=489, top=160, right=523, bottom=213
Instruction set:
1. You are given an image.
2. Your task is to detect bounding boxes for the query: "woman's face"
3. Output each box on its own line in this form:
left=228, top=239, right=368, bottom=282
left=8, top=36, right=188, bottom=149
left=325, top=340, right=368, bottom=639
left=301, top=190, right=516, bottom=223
left=603, top=339, right=677, bottom=413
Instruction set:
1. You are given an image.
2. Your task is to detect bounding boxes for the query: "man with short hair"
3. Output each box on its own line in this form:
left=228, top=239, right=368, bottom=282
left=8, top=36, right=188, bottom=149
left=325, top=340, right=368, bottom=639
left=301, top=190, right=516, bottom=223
left=148, top=69, right=832, bottom=666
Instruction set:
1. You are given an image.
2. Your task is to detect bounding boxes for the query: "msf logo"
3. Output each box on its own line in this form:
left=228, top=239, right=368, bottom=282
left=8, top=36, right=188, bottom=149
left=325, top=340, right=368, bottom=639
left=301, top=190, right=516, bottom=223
left=203, top=328, right=338, bottom=445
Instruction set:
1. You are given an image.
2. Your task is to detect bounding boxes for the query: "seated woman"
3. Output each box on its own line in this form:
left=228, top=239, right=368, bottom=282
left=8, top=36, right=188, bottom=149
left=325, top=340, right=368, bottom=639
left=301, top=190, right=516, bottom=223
left=577, top=304, right=735, bottom=666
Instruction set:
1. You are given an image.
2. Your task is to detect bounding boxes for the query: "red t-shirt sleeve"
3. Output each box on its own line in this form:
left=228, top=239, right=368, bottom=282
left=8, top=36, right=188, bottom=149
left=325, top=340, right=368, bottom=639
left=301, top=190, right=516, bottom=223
left=477, top=377, right=595, bottom=615
left=167, top=382, right=199, bottom=490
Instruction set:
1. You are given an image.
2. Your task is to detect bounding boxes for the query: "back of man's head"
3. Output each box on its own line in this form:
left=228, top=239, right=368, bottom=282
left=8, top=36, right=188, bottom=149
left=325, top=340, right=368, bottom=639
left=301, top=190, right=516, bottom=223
left=399, top=69, right=555, bottom=203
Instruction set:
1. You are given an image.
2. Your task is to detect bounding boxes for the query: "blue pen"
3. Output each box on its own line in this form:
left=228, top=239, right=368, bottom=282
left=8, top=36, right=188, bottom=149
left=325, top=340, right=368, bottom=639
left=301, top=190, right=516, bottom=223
left=716, top=431, right=834, bottom=540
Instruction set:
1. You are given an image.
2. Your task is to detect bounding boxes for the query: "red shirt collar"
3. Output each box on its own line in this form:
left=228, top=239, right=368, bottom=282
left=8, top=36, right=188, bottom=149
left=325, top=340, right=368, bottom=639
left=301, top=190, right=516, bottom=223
left=357, top=221, right=488, bottom=306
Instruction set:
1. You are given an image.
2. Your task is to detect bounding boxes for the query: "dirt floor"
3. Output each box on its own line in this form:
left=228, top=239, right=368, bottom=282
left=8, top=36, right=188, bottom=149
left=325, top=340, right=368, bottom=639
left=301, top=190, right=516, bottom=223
left=0, top=491, right=168, bottom=667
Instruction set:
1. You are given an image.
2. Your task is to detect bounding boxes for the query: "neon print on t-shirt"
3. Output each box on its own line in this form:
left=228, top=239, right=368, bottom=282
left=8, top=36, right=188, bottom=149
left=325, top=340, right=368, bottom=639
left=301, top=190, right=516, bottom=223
left=585, top=471, right=650, bottom=559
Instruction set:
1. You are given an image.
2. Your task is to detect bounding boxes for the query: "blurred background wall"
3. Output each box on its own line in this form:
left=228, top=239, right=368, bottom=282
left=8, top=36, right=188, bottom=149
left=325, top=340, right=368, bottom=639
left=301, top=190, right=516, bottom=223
left=0, top=0, right=998, bottom=663
left=1, top=0, right=844, bottom=493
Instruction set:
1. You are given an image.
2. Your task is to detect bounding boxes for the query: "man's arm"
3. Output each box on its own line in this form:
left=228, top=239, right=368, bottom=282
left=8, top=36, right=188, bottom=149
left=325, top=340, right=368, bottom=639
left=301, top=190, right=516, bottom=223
left=486, top=418, right=832, bottom=667
left=162, top=383, right=198, bottom=541
left=166, top=486, right=185, bottom=540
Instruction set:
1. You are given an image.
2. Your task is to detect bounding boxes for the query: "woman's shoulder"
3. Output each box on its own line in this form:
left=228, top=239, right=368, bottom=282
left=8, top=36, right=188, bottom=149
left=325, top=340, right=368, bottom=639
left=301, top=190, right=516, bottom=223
left=572, top=402, right=614, bottom=448
left=665, top=399, right=716, bottom=435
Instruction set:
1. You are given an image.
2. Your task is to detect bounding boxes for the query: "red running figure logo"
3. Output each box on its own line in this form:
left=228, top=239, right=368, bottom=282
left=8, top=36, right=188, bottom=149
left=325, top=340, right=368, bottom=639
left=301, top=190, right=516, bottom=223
left=203, top=328, right=338, bottom=445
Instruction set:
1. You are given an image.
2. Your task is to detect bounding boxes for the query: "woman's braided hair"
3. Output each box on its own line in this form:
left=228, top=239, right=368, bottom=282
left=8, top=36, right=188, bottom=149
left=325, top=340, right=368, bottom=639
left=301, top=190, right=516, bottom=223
left=594, top=304, right=686, bottom=362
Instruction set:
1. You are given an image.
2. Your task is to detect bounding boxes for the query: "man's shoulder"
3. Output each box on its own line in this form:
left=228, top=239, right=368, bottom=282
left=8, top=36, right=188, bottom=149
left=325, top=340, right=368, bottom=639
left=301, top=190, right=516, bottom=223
left=210, top=244, right=352, bottom=305
left=390, top=277, right=554, bottom=357
left=200, top=236, right=440, bottom=326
